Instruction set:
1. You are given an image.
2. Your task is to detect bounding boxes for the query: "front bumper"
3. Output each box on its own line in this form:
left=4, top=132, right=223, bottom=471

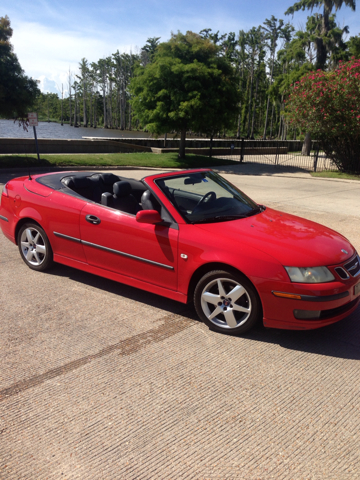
left=254, top=271, right=360, bottom=330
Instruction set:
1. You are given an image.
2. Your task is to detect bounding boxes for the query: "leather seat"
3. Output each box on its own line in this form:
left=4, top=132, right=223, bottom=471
left=112, top=181, right=141, bottom=215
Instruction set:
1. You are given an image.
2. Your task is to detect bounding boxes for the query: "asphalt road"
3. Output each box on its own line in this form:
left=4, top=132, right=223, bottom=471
left=1, top=166, right=360, bottom=479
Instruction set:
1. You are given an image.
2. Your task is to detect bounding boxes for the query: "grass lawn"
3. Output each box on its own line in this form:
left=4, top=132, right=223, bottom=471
left=0, top=152, right=238, bottom=169
left=311, top=171, right=360, bottom=181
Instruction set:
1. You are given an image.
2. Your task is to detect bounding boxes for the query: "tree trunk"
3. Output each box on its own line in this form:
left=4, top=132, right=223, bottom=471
left=179, top=129, right=186, bottom=159
left=302, top=133, right=311, bottom=156
left=68, top=69, right=72, bottom=126
left=109, top=79, right=113, bottom=128
left=103, top=85, right=107, bottom=128
left=263, top=48, right=275, bottom=139
left=73, top=88, right=77, bottom=126
left=83, top=78, right=87, bottom=127
left=269, top=103, right=274, bottom=138
left=247, top=71, right=254, bottom=138
left=61, top=84, right=63, bottom=126
left=236, top=109, right=241, bottom=139
left=250, top=74, right=259, bottom=139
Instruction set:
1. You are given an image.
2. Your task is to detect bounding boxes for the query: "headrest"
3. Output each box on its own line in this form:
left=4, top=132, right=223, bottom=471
left=89, top=174, right=101, bottom=182
left=63, top=176, right=91, bottom=188
left=62, top=176, right=75, bottom=187
left=101, top=173, right=120, bottom=185
left=113, top=181, right=132, bottom=197
left=141, top=190, right=154, bottom=210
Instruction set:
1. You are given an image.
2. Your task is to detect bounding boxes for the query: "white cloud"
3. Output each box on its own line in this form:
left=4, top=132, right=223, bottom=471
left=11, top=21, right=140, bottom=88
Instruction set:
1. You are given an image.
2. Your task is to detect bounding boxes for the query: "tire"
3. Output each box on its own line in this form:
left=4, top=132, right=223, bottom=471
left=17, top=223, right=53, bottom=271
left=194, top=270, right=262, bottom=335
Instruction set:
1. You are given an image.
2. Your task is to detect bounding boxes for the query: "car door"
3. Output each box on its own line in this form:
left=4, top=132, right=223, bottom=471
left=79, top=203, right=178, bottom=291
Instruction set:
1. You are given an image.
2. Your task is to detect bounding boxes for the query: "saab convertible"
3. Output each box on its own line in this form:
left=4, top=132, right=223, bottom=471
left=1, top=169, right=359, bottom=334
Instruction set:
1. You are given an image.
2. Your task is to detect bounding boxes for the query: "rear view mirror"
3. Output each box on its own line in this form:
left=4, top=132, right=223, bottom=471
left=184, top=175, right=202, bottom=185
left=136, top=210, right=162, bottom=224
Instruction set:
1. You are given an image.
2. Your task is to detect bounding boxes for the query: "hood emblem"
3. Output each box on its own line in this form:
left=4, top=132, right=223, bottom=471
left=341, top=249, right=348, bottom=254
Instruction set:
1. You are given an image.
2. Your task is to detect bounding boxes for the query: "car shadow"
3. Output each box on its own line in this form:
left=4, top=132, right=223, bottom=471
left=46, top=262, right=193, bottom=316
left=245, top=309, right=360, bottom=361
left=47, top=263, right=360, bottom=361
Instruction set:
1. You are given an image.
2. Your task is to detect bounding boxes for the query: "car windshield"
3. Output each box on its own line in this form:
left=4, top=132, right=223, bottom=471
left=155, top=171, right=262, bottom=224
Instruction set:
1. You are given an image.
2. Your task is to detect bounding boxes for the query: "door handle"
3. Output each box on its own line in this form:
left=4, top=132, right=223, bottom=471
left=85, top=215, right=101, bottom=225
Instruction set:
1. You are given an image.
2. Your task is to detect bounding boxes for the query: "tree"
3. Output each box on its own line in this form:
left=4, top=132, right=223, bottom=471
left=140, top=37, right=160, bottom=66
left=0, top=16, right=39, bottom=120
left=262, top=17, right=292, bottom=138
left=77, top=58, right=89, bottom=126
left=286, top=58, right=360, bottom=172
left=285, top=0, right=356, bottom=69
left=130, top=31, right=240, bottom=158
left=347, top=34, right=360, bottom=58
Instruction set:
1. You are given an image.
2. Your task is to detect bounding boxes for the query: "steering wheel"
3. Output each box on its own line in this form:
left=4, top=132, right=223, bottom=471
left=192, top=191, right=216, bottom=214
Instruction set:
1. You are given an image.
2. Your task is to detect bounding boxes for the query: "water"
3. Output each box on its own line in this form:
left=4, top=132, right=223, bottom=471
left=0, top=119, right=151, bottom=139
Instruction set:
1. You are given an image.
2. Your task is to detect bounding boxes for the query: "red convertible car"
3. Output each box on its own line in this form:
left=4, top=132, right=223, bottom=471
left=1, top=169, right=359, bottom=334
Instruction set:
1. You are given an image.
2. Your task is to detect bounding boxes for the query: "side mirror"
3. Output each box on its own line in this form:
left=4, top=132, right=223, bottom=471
left=136, top=210, right=162, bottom=224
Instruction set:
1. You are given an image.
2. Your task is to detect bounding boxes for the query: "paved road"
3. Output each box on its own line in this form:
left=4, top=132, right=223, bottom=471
left=1, top=166, right=360, bottom=479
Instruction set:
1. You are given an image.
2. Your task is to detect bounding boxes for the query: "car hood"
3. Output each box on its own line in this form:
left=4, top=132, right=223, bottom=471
left=196, top=207, right=355, bottom=267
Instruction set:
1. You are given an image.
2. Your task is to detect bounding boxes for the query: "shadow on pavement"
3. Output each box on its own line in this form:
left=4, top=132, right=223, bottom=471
left=246, top=311, right=360, bottom=361
left=48, top=263, right=360, bottom=361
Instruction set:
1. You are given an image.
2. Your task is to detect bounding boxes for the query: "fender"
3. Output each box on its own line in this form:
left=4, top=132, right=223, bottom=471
left=177, top=225, right=289, bottom=297
left=17, top=207, right=44, bottom=225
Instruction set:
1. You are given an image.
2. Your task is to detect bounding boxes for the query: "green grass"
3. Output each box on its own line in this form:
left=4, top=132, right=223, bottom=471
left=311, top=171, right=360, bottom=181
left=0, top=152, right=239, bottom=170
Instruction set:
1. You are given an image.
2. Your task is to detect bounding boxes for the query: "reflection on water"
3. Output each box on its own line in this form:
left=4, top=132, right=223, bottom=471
left=0, top=119, right=152, bottom=140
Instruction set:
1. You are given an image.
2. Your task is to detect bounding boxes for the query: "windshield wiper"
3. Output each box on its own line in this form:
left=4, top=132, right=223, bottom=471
left=192, top=214, right=248, bottom=224
left=245, top=205, right=265, bottom=217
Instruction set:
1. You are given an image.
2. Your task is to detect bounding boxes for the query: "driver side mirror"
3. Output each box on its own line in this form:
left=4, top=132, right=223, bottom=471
left=136, top=210, right=163, bottom=224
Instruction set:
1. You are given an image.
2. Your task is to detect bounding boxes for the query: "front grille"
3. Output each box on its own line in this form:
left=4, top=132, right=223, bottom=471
left=344, top=255, right=360, bottom=277
left=335, top=267, right=349, bottom=280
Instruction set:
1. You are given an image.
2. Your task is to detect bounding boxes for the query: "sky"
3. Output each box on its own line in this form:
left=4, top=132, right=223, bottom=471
left=3, top=0, right=360, bottom=94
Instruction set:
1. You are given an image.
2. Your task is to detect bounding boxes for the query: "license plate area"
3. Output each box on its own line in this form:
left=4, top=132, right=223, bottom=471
left=354, top=283, right=360, bottom=296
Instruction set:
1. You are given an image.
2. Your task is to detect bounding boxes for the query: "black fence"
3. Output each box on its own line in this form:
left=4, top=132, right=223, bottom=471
left=214, top=139, right=338, bottom=172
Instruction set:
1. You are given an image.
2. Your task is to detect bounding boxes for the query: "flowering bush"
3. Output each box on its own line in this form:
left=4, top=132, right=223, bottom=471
left=286, top=58, right=360, bottom=173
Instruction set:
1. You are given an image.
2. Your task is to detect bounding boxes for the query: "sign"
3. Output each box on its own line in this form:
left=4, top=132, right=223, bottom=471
left=28, top=112, right=38, bottom=127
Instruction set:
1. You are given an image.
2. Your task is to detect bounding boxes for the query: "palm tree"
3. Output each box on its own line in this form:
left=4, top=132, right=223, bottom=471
left=285, top=0, right=356, bottom=68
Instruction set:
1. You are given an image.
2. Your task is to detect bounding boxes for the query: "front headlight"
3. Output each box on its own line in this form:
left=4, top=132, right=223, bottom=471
left=285, top=266, right=335, bottom=283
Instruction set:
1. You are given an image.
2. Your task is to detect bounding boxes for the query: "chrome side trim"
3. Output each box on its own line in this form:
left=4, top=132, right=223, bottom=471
left=53, top=232, right=82, bottom=243
left=53, top=231, right=174, bottom=270
left=0, top=215, right=9, bottom=222
left=81, top=240, right=174, bottom=270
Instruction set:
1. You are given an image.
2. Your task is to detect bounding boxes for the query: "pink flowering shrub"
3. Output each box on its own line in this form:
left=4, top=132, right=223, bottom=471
left=286, top=58, right=360, bottom=173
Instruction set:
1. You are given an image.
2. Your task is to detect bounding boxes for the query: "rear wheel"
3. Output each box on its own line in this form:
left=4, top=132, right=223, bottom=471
left=194, top=270, right=261, bottom=335
left=17, top=223, right=53, bottom=271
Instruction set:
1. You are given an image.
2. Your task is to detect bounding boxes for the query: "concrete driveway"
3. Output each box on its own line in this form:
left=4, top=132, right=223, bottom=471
left=1, top=166, right=360, bottom=479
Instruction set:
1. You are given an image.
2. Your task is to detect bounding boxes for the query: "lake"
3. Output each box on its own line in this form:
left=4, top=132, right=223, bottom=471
left=0, top=119, right=152, bottom=140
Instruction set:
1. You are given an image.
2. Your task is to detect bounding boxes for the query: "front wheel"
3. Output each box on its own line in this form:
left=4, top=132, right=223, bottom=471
left=194, top=270, right=262, bottom=335
left=17, top=223, right=53, bottom=271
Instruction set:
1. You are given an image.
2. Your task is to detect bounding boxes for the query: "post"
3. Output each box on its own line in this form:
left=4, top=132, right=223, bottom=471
left=275, top=142, right=280, bottom=166
left=240, top=138, right=245, bottom=163
left=314, top=148, right=319, bottom=172
left=28, top=113, right=40, bottom=161
left=33, top=126, right=40, bottom=161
